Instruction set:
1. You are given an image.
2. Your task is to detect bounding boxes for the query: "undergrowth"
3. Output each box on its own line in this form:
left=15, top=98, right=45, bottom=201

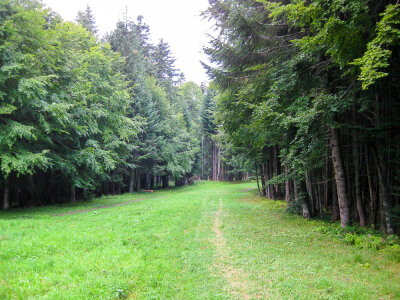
left=316, top=223, right=400, bottom=262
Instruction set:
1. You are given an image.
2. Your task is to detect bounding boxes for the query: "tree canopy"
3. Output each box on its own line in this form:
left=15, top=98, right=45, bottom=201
left=203, top=0, right=400, bottom=233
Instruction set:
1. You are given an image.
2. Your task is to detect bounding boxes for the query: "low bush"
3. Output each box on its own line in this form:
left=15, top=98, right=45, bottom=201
left=316, top=224, right=400, bottom=261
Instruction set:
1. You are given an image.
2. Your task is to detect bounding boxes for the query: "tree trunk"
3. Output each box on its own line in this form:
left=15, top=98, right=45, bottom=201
left=3, top=177, right=10, bottom=210
left=268, top=157, right=275, bottom=199
left=306, top=171, right=315, bottom=216
left=375, top=149, right=394, bottom=234
left=129, top=169, right=135, bottom=193
left=332, top=177, right=340, bottom=222
left=216, top=146, right=220, bottom=181
left=285, top=163, right=290, bottom=203
left=255, top=161, right=261, bottom=196
left=365, top=147, right=376, bottom=225
left=294, top=177, right=310, bottom=219
left=70, top=185, right=76, bottom=203
left=136, top=169, right=140, bottom=192
left=330, top=126, right=350, bottom=228
left=260, top=163, right=267, bottom=196
left=273, top=146, right=279, bottom=194
left=352, top=128, right=366, bottom=226
left=201, top=136, right=204, bottom=179
left=162, top=175, right=169, bottom=189
left=27, top=174, right=36, bottom=205
left=264, top=162, right=270, bottom=198
left=324, top=151, right=330, bottom=211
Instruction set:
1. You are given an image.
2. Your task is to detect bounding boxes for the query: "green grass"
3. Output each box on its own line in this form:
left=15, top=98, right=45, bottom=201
left=0, top=181, right=399, bottom=299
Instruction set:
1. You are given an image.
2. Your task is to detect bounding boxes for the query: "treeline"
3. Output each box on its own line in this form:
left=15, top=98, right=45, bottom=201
left=204, top=0, right=400, bottom=233
left=200, top=88, right=253, bottom=181
left=0, top=0, right=208, bottom=209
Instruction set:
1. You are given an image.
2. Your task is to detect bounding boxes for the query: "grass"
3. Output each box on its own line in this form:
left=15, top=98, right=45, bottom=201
left=0, top=181, right=399, bottom=299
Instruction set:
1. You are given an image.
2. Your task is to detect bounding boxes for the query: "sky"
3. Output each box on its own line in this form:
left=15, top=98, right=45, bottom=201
left=41, top=0, right=212, bottom=84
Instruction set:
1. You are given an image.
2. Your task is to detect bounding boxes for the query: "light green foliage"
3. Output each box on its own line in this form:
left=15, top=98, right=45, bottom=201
left=264, top=0, right=370, bottom=68
left=265, top=1, right=400, bottom=89
left=353, top=4, right=400, bottom=89
left=0, top=1, right=54, bottom=177
left=0, top=0, right=140, bottom=192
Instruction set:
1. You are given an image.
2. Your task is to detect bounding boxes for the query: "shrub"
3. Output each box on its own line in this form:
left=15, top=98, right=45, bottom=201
left=317, top=223, right=400, bottom=258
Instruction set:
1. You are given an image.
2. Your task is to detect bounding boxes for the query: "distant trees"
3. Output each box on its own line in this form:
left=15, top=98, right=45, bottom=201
left=76, top=5, right=98, bottom=35
left=199, top=87, right=253, bottom=181
left=203, top=0, right=400, bottom=233
left=0, top=0, right=201, bottom=209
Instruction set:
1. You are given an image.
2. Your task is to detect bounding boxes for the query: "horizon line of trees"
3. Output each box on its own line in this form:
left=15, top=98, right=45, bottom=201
left=203, top=0, right=400, bottom=233
left=0, top=0, right=214, bottom=209
left=0, top=0, right=249, bottom=210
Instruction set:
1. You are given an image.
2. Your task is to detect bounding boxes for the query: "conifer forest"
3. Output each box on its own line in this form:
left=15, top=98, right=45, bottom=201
left=1, top=0, right=400, bottom=298
left=203, top=0, right=400, bottom=233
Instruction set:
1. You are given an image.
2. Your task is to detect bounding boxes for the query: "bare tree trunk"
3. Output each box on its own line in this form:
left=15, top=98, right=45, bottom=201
left=136, top=169, right=140, bottom=192
left=365, top=147, right=376, bottom=225
left=201, top=136, right=204, bottom=179
left=324, top=150, right=330, bottom=211
left=330, top=126, right=350, bottom=228
left=332, top=177, right=340, bottom=222
left=70, top=185, right=76, bottom=203
left=265, top=162, right=270, bottom=198
left=255, top=160, right=261, bottom=196
left=146, top=173, right=151, bottom=190
left=214, top=142, right=217, bottom=181
left=316, top=173, right=323, bottom=218
left=306, top=171, right=315, bottom=216
left=3, top=177, right=10, bottom=210
left=28, top=174, right=37, bottom=205
left=273, top=146, right=279, bottom=194
left=260, top=163, right=266, bottom=196
left=211, top=141, right=215, bottom=181
left=285, top=163, right=290, bottom=203
left=352, top=128, right=366, bottom=226
left=216, top=146, right=221, bottom=181
left=118, top=182, right=121, bottom=195
left=294, top=177, right=310, bottom=219
left=375, top=149, right=394, bottom=234
left=129, top=169, right=135, bottom=193
left=302, top=180, right=311, bottom=219
left=269, top=156, right=275, bottom=199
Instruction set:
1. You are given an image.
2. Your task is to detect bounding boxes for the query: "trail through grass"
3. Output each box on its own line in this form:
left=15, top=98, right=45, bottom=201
left=0, top=181, right=399, bottom=299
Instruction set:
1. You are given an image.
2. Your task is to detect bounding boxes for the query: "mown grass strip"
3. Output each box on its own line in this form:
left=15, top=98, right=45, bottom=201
left=0, top=181, right=399, bottom=299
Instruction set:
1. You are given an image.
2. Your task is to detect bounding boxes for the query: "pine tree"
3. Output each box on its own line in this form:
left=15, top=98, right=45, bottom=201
left=76, top=5, right=98, bottom=35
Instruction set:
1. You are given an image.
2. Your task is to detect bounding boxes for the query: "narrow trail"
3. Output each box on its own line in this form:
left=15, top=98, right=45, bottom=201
left=212, top=198, right=262, bottom=299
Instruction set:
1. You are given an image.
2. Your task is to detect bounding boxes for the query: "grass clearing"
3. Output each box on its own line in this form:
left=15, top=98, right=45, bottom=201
left=0, top=181, right=399, bottom=299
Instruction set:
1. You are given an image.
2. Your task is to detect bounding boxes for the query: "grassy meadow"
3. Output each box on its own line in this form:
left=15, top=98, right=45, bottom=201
left=0, top=181, right=399, bottom=299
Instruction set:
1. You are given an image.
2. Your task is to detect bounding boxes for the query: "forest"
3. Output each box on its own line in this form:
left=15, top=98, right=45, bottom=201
left=1, top=0, right=400, bottom=235
left=0, top=0, right=236, bottom=210
left=1, top=0, right=400, bottom=298
left=203, top=0, right=400, bottom=233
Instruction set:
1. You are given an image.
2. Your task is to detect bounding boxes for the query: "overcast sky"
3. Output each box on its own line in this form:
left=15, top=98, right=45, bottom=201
left=41, top=0, right=212, bottom=84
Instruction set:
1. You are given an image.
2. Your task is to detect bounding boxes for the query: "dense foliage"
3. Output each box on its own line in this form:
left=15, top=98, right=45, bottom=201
left=204, top=0, right=400, bottom=233
left=0, top=0, right=206, bottom=208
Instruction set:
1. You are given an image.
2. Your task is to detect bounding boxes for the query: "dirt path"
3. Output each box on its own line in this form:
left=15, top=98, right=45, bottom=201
left=212, top=199, right=256, bottom=299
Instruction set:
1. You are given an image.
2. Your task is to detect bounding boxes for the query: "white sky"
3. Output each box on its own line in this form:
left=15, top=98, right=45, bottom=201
left=41, top=0, right=212, bottom=84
